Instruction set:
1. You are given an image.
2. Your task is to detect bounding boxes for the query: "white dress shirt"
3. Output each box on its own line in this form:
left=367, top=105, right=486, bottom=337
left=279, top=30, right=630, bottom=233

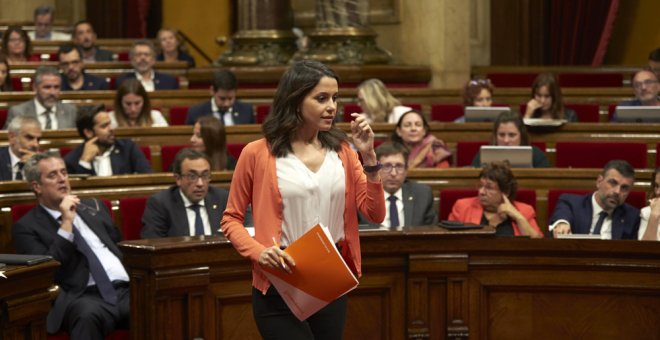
left=8, top=147, right=22, bottom=180
left=179, top=190, right=212, bottom=236
left=381, top=188, right=405, bottom=229
left=211, top=98, right=235, bottom=126
left=639, top=206, right=660, bottom=240
left=34, top=99, right=58, bottom=130
left=135, top=71, right=155, bottom=92
left=78, top=145, right=114, bottom=176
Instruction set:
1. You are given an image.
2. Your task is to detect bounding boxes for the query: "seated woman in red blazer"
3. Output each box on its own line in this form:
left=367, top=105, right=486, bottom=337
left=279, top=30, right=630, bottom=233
left=448, top=161, right=543, bottom=238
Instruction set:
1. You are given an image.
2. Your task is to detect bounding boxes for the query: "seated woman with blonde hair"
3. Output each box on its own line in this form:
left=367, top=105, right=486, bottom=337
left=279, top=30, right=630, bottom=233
left=156, top=28, right=196, bottom=67
left=109, top=79, right=168, bottom=128
left=391, top=110, right=451, bottom=168
left=448, top=161, right=543, bottom=238
left=190, top=116, right=236, bottom=170
left=357, top=78, right=411, bottom=123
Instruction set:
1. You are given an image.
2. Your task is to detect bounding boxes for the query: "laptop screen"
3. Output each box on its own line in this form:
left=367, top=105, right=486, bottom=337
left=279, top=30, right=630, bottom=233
left=479, top=145, right=533, bottom=168
left=464, top=107, right=512, bottom=122
left=615, top=106, right=660, bottom=123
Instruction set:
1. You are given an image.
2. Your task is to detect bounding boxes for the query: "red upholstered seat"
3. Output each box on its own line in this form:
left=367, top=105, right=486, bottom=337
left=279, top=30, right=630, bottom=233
left=256, top=104, right=270, bottom=123
left=487, top=73, right=537, bottom=88
left=430, top=104, right=464, bottom=122
left=407, top=103, right=422, bottom=111
left=117, top=52, right=129, bottom=61
left=0, top=108, right=7, bottom=129
left=227, top=143, right=247, bottom=160
left=456, top=141, right=489, bottom=167
left=10, top=77, right=23, bottom=91
left=169, top=106, right=189, bottom=125
left=656, top=144, right=660, bottom=168
left=555, top=142, right=647, bottom=168
left=439, top=188, right=535, bottom=221
left=342, top=103, right=362, bottom=122
left=118, top=196, right=147, bottom=241
left=140, top=146, right=151, bottom=161
left=608, top=103, right=617, bottom=121
left=565, top=103, right=600, bottom=122
left=160, top=144, right=188, bottom=172
left=558, top=73, right=623, bottom=87
left=547, top=189, right=647, bottom=220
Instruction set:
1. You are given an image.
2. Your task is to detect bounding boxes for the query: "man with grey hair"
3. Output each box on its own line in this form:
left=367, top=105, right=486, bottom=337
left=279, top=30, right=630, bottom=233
left=3, top=66, right=77, bottom=130
left=0, top=116, right=42, bottom=180
left=115, top=40, right=178, bottom=91
left=28, top=5, right=71, bottom=41
left=12, top=152, right=129, bottom=338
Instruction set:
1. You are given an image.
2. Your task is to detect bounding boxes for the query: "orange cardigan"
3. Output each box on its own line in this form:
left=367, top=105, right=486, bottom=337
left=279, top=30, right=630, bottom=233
left=221, top=139, right=386, bottom=293
left=448, top=197, right=542, bottom=236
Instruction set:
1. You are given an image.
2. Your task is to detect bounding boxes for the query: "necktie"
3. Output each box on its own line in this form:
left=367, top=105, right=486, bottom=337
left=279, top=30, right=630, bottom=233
left=15, top=162, right=24, bottom=180
left=592, top=211, right=608, bottom=235
left=43, top=108, right=52, bottom=130
left=190, top=204, right=205, bottom=236
left=388, top=195, right=400, bottom=229
left=72, top=227, right=117, bottom=305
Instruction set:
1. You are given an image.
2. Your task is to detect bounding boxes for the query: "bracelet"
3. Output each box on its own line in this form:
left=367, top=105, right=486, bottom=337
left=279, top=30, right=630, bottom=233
left=363, top=161, right=382, bottom=174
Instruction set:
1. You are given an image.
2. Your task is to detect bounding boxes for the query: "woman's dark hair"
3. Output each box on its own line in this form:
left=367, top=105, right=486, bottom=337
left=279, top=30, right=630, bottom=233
left=1, top=26, right=32, bottom=60
left=0, top=54, right=12, bottom=91
left=530, top=73, right=565, bottom=119
left=480, top=161, right=517, bottom=200
left=196, top=115, right=229, bottom=171
left=391, top=110, right=431, bottom=145
left=490, top=111, right=530, bottom=146
left=263, top=60, right=346, bottom=157
left=114, top=79, right=152, bottom=127
left=463, top=78, right=494, bottom=105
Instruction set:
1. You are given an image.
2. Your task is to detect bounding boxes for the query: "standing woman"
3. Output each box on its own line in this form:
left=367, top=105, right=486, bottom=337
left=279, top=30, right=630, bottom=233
left=156, top=28, right=196, bottom=67
left=221, top=60, right=385, bottom=339
left=523, top=73, right=578, bottom=122
left=190, top=116, right=236, bottom=170
left=0, top=55, right=13, bottom=91
left=1, top=26, right=35, bottom=64
left=109, top=79, right=168, bottom=128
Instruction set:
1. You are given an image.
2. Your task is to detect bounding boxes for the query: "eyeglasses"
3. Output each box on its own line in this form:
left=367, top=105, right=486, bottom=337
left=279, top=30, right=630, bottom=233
left=180, top=172, right=211, bottom=182
left=381, top=163, right=406, bottom=173
left=632, top=79, right=659, bottom=89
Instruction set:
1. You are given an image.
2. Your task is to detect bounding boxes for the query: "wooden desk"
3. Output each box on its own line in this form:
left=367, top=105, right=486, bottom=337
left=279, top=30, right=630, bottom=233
left=119, top=231, right=660, bottom=339
left=0, top=260, right=59, bottom=340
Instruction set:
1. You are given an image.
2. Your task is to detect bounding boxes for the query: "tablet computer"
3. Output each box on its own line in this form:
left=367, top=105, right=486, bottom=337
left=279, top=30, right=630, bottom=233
left=464, top=106, right=512, bottom=122
left=480, top=145, right=533, bottom=168
left=614, top=106, right=660, bottom=123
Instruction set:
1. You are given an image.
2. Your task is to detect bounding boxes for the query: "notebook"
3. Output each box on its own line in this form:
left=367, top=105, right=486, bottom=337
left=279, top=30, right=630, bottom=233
left=464, top=106, right=512, bottom=122
left=614, top=106, right=660, bottom=123
left=480, top=145, right=533, bottom=168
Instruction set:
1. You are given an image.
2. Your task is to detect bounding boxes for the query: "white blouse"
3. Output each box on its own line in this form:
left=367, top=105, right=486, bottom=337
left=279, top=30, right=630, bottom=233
left=108, top=110, right=169, bottom=128
left=276, top=149, right=346, bottom=247
left=639, top=206, right=660, bottom=240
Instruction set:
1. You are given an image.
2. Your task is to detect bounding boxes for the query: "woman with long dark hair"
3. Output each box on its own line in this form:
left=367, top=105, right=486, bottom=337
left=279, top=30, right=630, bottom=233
left=190, top=116, right=235, bottom=170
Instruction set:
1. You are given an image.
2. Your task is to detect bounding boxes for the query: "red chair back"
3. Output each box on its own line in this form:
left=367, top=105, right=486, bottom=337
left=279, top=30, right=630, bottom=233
left=558, top=73, right=623, bottom=88
left=487, top=73, right=537, bottom=88
left=10, top=77, right=23, bottom=91
left=227, top=143, right=247, bottom=160
left=430, top=104, right=464, bottom=122
left=456, top=141, right=489, bottom=167
left=161, top=144, right=188, bottom=172
left=0, top=108, right=7, bottom=129
left=118, top=196, right=147, bottom=241
left=555, top=142, right=647, bottom=168
left=565, top=103, right=600, bottom=122
left=169, top=106, right=189, bottom=125
left=608, top=104, right=617, bottom=121
left=439, top=188, right=536, bottom=220
left=140, top=146, right=151, bottom=161
left=256, top=105, right=270, bottom=123
left=407, top=103, right=422, bottom=111
left=342, top=103, right=362, bottom=122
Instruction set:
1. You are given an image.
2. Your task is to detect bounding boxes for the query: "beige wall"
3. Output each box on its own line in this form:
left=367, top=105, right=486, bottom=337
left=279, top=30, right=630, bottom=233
left=162, top=0, right=231, bottom=66
left=0, top=0, right=83, bottom=25
left=605, top=1, right=660, bottom=65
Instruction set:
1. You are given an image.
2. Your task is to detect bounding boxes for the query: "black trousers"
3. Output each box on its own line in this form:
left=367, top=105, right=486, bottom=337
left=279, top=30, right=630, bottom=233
left=62, top=282, right=130, bottom=340
left=252, top=286, right=348, bottom=340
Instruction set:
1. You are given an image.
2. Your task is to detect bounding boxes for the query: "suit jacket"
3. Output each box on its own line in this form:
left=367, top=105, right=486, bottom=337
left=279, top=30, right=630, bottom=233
left=60, top=72, right=109, bottom=91
left=448, top=196, right=542, bottom=236
left=549, top=193, right=640, bottom=239
left=11, top=199, right=123, bottom=333
left=115, top=71, right=179, bottom=90
left=4, top=100, right=77, bottom=129
left=363, top=180, right=438, bottom=228
left=185, top=99, right=255, bottom=125
left=0, top=147, right=13, bottom=181
left=141, top=185, right=229, bottom=238
left=63, top=139, right=153, bottom=175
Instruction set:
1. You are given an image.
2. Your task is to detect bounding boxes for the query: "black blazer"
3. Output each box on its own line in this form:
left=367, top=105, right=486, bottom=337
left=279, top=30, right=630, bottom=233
left=185, top=99, right=255, bottom=125
left=60, top=72, right=109, bottom=91
left=361, top=180, right=438, bottom=228
left=141, top=185, right=229, bottom=238
left=11, top=199, right=122, bottom=333
left=115, top=71, right=179, bottom=90
left=549, top=193, right=640, bottom=239
left=0, top=147, right=13, bottom=181
left=63, top=139, right=153, bottom=175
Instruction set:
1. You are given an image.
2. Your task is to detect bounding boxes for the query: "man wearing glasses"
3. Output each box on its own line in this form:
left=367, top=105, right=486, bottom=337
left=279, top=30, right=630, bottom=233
left=141, top=148, right=230, bottom=238
left=58, top=44, right=108, bottom=91
left=360, top=142, right=437, bottom=229
left=612, top=69, right=660, bottom=121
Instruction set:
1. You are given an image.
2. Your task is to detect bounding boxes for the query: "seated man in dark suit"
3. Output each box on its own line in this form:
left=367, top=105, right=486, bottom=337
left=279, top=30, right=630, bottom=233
left=361, top=142, right=437, bottom=229
left=141, top=148, right=229, bottom=238
left=115, top=40, right=178, bottom=92
left=72, top=20, right=113, bottom=63
left=12, top=152, right=129, bottom=338
left=612, top=69, right=660, bottom=121
left=185, top=69, right=254, bottom=125
left=0, top=116, right=42, bottom=181
left=3, top=66, right=78, bottom=130
left=64, top=105, right=152, bottom=176
left=58, top=44, right=108, bottom=91
left=549, top=159, right=640, bottom=239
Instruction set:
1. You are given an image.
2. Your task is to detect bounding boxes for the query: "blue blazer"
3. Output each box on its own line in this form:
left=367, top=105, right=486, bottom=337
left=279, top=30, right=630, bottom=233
left=63, top=139, right=153, bottom=175
left=60, top=73, right=109, bottom=91
left=549, top=193, right=640, bottom=239
left=0, top=147, right=13, bottom=181
left=185, top=99, right=254, bottom=125
left=115, top=71, right=179, bottom=90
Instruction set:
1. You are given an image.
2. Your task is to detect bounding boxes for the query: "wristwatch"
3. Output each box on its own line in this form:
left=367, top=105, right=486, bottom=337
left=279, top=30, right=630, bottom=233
left=363, top=161, right=382, bottom=174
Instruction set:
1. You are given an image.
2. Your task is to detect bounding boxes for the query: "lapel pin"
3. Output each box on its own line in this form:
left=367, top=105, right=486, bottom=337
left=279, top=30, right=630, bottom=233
left=408, top=196, right=413, bottom=201
left=213, top=204, right=218, bottom=209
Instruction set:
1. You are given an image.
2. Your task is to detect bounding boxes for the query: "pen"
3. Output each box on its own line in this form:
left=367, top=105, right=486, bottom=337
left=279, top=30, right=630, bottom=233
left=272, top=237, right=289, bottom=271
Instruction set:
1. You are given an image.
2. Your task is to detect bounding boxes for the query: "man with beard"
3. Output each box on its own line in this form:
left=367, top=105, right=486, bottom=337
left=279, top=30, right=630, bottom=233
left=63, top=105, right=152, bottom=176
left=72, top=20, right=113, bottom=63
left=58, top=44, right=108, bottom=91
left=185, top=69, right=255, bottom=125
left=115, top=40, right=178, bottom=92
left=3, top=66, right=77, bottom=130
left=0, top=116, right=42, bottom=181
left=549, top=160, right=640, bottom=239
left=612, top=69, right=660, bottom=121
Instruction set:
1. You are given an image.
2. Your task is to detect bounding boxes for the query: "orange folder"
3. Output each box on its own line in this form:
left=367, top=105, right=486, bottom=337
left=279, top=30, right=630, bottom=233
left=263, top=224, right=358, bottom=320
